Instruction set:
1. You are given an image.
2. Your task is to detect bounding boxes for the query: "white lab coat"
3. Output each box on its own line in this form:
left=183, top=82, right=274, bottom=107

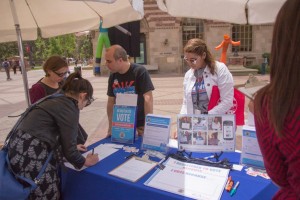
left=180, top=61, right=234, bottom=115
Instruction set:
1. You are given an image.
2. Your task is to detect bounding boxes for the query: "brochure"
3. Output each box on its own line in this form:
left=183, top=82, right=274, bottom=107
left=177, top=114, right=235, bottom=152
left=111, top=105, right=137, bottom=144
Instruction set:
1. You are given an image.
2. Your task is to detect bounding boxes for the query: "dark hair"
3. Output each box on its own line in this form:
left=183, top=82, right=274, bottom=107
left=113, top=45, right=128, bottom=61
left=43, top=55, right=68, bottom=76
left=184, top=38, right=216, bottom=74
left=61, top=72, right=93, bottom=100
left=254, top=0, right=300, bottom=137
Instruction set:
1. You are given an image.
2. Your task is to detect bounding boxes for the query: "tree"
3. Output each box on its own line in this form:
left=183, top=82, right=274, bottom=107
left=0, top=33, right=89, bottom=65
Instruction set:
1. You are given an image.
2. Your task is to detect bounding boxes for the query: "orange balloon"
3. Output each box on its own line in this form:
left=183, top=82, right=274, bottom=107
left=215, top=34, right=240, bottom=64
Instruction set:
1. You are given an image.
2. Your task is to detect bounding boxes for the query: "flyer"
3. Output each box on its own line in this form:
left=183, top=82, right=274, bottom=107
left=240, top=125, right=265, bottom=169
left=141, top=114, right=171, bottom=154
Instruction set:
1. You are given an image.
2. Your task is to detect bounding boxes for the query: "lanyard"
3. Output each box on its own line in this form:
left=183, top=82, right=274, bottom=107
left=195, top=76, right=203, bottom=105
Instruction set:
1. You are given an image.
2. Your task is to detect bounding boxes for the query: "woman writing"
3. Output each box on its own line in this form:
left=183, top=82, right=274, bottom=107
left=7, top=72, right=99, bottom=199
left=29, top=55, right=87, bottom=150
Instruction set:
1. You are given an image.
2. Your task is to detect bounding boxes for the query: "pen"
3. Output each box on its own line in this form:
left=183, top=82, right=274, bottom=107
left=91, top=148, right=94, bottom=155
left=230, top=181, right=240, bottom=196
left=157, top=158, right=166, bottom=170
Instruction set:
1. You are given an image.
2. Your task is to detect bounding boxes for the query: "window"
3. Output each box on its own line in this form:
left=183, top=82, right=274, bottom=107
left=232, top=25, right=253, bottom=52
left=134, top=33, right=146, bottom=64
left=182, top=18, right=204, bottom=46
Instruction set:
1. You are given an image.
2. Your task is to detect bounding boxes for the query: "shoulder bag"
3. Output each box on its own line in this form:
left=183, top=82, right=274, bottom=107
left=0, top=94, right=62, bottom=200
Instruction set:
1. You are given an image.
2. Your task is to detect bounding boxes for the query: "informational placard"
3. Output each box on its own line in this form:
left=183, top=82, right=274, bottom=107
left=240, top=125, right=265, bottom=169
left=141, top=114, right=171, bottom=154
left=145, top=157, right=229, bottom=200
left=111, top=105, right=137, bottom=144
left=177, top=114, right=235, bottom=152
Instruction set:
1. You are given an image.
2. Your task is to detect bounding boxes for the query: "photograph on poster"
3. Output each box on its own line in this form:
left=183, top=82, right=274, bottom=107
left=178, top=114, right=235, bottom=152
left=178, top=116, right=192, bottom=130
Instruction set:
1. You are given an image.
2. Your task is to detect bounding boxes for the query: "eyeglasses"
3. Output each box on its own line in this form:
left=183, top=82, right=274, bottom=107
left=85, top=97, right=95, bottom=107
left=184, top=56, right=199, bottom=65
left=53, top=70, right=69, bottom=77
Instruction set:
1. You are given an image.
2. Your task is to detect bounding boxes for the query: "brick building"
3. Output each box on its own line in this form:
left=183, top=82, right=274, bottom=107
left=93, top=0, right=273, bottom=75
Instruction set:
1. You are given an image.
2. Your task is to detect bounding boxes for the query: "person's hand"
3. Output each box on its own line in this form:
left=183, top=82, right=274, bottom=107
left=77, top=144, right=87, bottom=152
left=172, top=129, right=178, bottom=139
left=248, top=100, right=254, bottom=114
left=84, top=153, right=99, bottom=167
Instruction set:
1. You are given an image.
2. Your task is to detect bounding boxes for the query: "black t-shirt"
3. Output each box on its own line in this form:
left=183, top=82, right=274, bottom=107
left=107, top=63, right=154, bottom=127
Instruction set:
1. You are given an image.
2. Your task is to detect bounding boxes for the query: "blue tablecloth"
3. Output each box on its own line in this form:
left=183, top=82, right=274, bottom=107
left=61, top=137, right=278, bottom=200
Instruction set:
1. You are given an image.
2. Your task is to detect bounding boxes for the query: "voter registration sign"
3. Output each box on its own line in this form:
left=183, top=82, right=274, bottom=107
left=111, top=105, right=137, bottom=144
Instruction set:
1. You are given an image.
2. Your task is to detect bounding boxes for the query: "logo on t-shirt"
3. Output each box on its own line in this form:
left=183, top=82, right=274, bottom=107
left=113, top=79, right=135, bottom=95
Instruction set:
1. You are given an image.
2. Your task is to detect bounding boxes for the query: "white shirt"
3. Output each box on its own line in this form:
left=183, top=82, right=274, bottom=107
left=180, top=61, right=234, bottom=115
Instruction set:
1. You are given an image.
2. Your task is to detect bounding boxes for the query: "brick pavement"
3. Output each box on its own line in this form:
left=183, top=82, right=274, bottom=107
left=0, top=67, right=270, bottom=150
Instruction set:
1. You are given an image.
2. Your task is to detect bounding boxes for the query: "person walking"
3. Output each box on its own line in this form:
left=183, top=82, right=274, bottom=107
left=2, top=58, right=12, bottom=81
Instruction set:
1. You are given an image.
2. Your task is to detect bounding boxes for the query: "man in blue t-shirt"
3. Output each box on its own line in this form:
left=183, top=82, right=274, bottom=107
left=105, top=45, right=154, bottom=137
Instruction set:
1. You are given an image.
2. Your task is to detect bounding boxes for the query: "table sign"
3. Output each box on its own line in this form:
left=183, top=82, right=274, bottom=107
left=240, top=125, right=265, bottom=169
left=141, top=114, right=171, bottom=154
left=177, top=114, right=236, bottom=152
left=111, top=105, right=137, bottom=144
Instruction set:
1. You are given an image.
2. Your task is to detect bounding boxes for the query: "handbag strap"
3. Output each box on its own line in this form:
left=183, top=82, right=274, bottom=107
left=5, top=150, right=54, bottom=188
left=3, top=93, right=64, bottom=148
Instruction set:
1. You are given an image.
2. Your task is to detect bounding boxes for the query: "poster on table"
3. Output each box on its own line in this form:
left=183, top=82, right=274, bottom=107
left=177, top=114, right=236, bottom=152
left=145, top=157, right=229, bottom=200
left=111, top=105, right=137, bottom=144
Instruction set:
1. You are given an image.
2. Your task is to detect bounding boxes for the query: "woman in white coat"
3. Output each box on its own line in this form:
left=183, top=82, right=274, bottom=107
left=180, top=38, right=234, bottom=115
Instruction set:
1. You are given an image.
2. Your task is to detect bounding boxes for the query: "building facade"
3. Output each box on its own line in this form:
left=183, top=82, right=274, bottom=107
left=94, top=0, right=273, bottom=75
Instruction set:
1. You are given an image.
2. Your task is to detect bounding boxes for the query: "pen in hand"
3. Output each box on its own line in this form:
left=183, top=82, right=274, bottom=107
left=91, top=148, right=94, bottom=155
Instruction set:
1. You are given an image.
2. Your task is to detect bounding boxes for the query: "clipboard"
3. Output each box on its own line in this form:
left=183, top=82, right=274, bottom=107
left=108, top=155, right=157, bottom=182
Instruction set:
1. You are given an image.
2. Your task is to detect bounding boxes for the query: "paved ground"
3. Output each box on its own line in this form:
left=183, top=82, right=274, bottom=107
left=0, top=67, right=270, bottom=150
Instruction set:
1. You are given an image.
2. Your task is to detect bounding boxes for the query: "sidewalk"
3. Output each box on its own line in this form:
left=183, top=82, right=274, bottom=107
left=0, top=68, right=270, bottom=150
